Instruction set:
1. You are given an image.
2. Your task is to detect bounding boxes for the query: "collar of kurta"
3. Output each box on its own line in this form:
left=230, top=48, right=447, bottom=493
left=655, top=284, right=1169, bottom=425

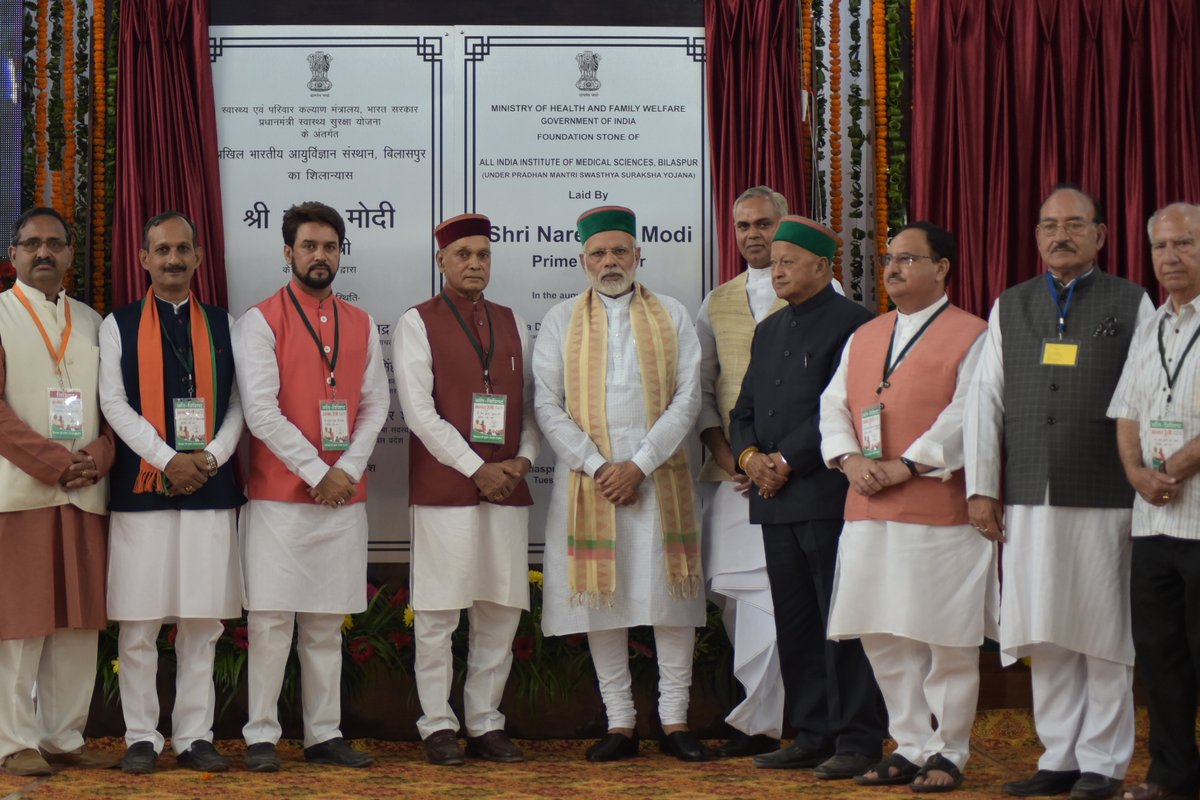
left=787, top=282, right=837, bottom=316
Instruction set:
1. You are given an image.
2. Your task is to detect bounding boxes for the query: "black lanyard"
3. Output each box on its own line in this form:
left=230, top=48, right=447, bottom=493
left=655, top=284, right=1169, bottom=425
left=1157, top=315, right=1200, bottom=404
left=1045, top=272, right=1078, bottom=338
left=878, top=302, right=948, bottom=394
left=440, top=290, right=495, bottom=392
left=159, top=302, right=196, bottom=397
left=287, top=285, right=339, bottom=387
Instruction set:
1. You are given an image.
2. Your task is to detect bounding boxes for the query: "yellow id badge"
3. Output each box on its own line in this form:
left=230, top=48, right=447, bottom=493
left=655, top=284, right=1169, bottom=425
left=1041, top=339, right=1080, bottom=367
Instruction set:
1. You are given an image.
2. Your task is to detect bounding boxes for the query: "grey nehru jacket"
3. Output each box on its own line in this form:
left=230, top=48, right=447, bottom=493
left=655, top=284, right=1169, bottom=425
left=998, top=269, right=1146, bottom=508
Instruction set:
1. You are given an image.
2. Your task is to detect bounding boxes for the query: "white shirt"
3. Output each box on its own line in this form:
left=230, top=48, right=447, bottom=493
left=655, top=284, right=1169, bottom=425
left=1108, top=295, right=1200, bottom=540
left=821, top=296, right=983, bottom=480
left=394, top=305, right=540, bottom=478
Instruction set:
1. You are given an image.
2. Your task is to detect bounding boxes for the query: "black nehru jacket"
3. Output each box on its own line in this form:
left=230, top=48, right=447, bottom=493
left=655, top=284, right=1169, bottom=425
left=730, top=283, right=873, bottom=525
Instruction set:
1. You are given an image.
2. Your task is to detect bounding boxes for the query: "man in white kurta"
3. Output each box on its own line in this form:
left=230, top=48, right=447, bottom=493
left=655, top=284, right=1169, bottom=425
left=1108, top=203, right=1200, bottom=800
left=395, top=213, right=540, bottom=766
left=535, top=206, right=707, bottom=763
left=823, top=222, right=996, bottom=790
left=964, top=187, right=1153, bottom=799
left=100, top=212, right=244, bottom=774
left=233, top=202, right=389, bottom=771
left=695, top=186, right=788, bottom=756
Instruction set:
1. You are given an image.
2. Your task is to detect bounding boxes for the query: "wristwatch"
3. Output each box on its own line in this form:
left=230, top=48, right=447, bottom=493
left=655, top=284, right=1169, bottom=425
left=202, top=451, right=218, bottom=477
left=900, top=456, right=921, bottom=477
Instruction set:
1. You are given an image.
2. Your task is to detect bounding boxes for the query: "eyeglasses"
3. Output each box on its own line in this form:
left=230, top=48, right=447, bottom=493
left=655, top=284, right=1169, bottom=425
left=13, top=238, right=69, bottom=253
left=1036, top=220, right=1094, bottom=237
left=585, top=246, right=633, bottom=262
left=879, top=253, right=936, bottom=268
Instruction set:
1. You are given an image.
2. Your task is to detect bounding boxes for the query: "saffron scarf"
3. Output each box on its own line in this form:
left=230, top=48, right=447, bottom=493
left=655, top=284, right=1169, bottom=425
left=133, top=290, right=217, bottom=494
left=563, top=284, right=701, bottom=607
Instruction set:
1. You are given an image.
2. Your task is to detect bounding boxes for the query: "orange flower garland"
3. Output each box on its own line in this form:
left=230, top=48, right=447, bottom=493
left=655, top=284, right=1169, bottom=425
left=873, top=0, right=890, bottom=311
left=802, top=0, right=813, bottom=91
left=828, top=0, right=843, bottom=281
left=61, top=0, right=75, bottom=224
left=91, top=0, right=107, bottom=313
left=34, top=0, right=49, bottom=205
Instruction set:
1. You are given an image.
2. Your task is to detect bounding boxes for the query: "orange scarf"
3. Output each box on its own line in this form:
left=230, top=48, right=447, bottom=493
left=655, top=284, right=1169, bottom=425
left=133, top=290, right=216, bottom=494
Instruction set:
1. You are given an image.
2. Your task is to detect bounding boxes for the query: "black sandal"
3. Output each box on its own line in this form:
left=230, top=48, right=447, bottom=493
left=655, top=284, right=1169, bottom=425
left=854, top=752, right=921, bottom=786
left=911, top=752, right=964, bottom=793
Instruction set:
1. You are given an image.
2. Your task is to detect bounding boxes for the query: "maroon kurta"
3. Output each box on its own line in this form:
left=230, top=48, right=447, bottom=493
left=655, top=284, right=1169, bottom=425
left=0, top=343, right=112, bottom=640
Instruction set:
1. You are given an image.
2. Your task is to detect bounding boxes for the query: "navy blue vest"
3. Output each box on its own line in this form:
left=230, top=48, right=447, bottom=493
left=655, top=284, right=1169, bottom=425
left=109, top=297, right=245, bottom=512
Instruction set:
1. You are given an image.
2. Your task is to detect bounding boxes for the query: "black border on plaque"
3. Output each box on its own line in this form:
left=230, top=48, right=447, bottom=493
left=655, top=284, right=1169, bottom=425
left=210, top=33, right=447, bottom=558
left=461, top=33, right=711, bottom=304
left=209, top=0, right=703, bottom=28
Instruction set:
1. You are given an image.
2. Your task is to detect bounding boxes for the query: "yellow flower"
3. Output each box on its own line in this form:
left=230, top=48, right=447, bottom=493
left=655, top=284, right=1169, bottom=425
left=403, top=604, right=414, bottom=628
left=528, top=570, right=543, bottom=589
left=342, top=614, right=354, bottom=632
left=110, top=658, right=119, bottom=675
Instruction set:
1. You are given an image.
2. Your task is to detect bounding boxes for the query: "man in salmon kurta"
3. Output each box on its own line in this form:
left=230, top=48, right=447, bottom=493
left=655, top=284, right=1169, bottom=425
left=0, top=207, right=119, bottom=776
left=233, top=201, right=389, bottom=771
left=821, top=222, right=996, bottom=791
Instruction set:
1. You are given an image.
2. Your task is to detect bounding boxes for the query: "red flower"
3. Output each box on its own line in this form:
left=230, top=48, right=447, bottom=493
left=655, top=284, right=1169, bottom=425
left=565, top=633, right=586, bottom=648
left=233, top=627, right=249, bottom=650
left=387, top=631, right=413, bottom=650
left=349, top=637, right=376, bottom=664
left=512, top=635, right=535, bottom=661
left=389, top=587, right=410, bottom=608
left=366, top=583, right=380, bottom=602
left=166, top=625, right=177, bottom=645
left=628, top=639, right=654, bottom=658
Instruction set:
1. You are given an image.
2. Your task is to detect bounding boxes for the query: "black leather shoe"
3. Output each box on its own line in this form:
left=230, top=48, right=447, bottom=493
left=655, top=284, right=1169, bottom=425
left=1003, top=769, right=1083, bottom=796
left=585, top=732, right=639, bottom=762
left=244, top=742, right=279, bottom=773
left=120, top=742, right=157, bottom=775
left=1071, top=773, right=1123, bottom=799
left=176, top=740, right=229, bottom=773
left=753, top=741, right=833, bottom=769
left=465, top=730, right=524, bottom=763
left=422, top=729, right=465, bottom=766
left=658, top=731, right=711, bottom=762
left=716, top=733, right=780, bottom=758
left=815, top=752, right=879, bottom=780
left=303, top=737, right=374, bottom=768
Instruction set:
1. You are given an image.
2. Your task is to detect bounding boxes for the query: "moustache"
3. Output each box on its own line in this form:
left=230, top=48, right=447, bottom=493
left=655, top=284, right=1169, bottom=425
left=1052, top=244, right=1076, bottom=253
left=33, top=258, right=55, bottom=267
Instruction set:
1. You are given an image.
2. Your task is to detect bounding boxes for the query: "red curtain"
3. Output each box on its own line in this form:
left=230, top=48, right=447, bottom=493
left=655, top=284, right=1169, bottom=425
left=911, top=0, right=1200, bottom=316
left=112, top=0, right=228, bottom=308
left=706, top=0, right=809, bottom=283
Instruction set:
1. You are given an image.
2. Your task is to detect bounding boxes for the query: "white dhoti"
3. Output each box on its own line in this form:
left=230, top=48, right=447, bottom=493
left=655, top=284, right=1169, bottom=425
left=701, top=481, right=783, bottom=739
left=411, top=504, right=529, bottom=739
left=829, top=519, right=998, bottom=771
left=1001, top=504, right=1135, bottom=778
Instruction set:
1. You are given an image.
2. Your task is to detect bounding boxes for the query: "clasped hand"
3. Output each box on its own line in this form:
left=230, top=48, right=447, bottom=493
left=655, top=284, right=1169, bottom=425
left=594, top=460, right=645, bottom=506
left=473, top=458, right=531, bottom=503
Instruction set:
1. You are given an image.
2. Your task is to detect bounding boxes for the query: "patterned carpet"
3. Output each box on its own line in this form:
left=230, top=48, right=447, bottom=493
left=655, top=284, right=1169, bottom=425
left=0, top=709, right=1154, bottom=799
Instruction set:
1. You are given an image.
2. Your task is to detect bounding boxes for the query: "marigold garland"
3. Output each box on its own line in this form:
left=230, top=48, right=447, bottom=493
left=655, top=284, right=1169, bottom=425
left=91, top=0, right=109, bottom=313
left=828, top=0, right=843, bottom=280
left=801, top=0, right=814, bottom=197
left=873, top=0, right=890, bottom=311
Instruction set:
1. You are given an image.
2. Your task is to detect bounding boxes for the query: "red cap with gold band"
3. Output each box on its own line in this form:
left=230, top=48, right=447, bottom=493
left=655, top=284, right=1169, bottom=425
left=434, top=213, right=491, bottom=249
